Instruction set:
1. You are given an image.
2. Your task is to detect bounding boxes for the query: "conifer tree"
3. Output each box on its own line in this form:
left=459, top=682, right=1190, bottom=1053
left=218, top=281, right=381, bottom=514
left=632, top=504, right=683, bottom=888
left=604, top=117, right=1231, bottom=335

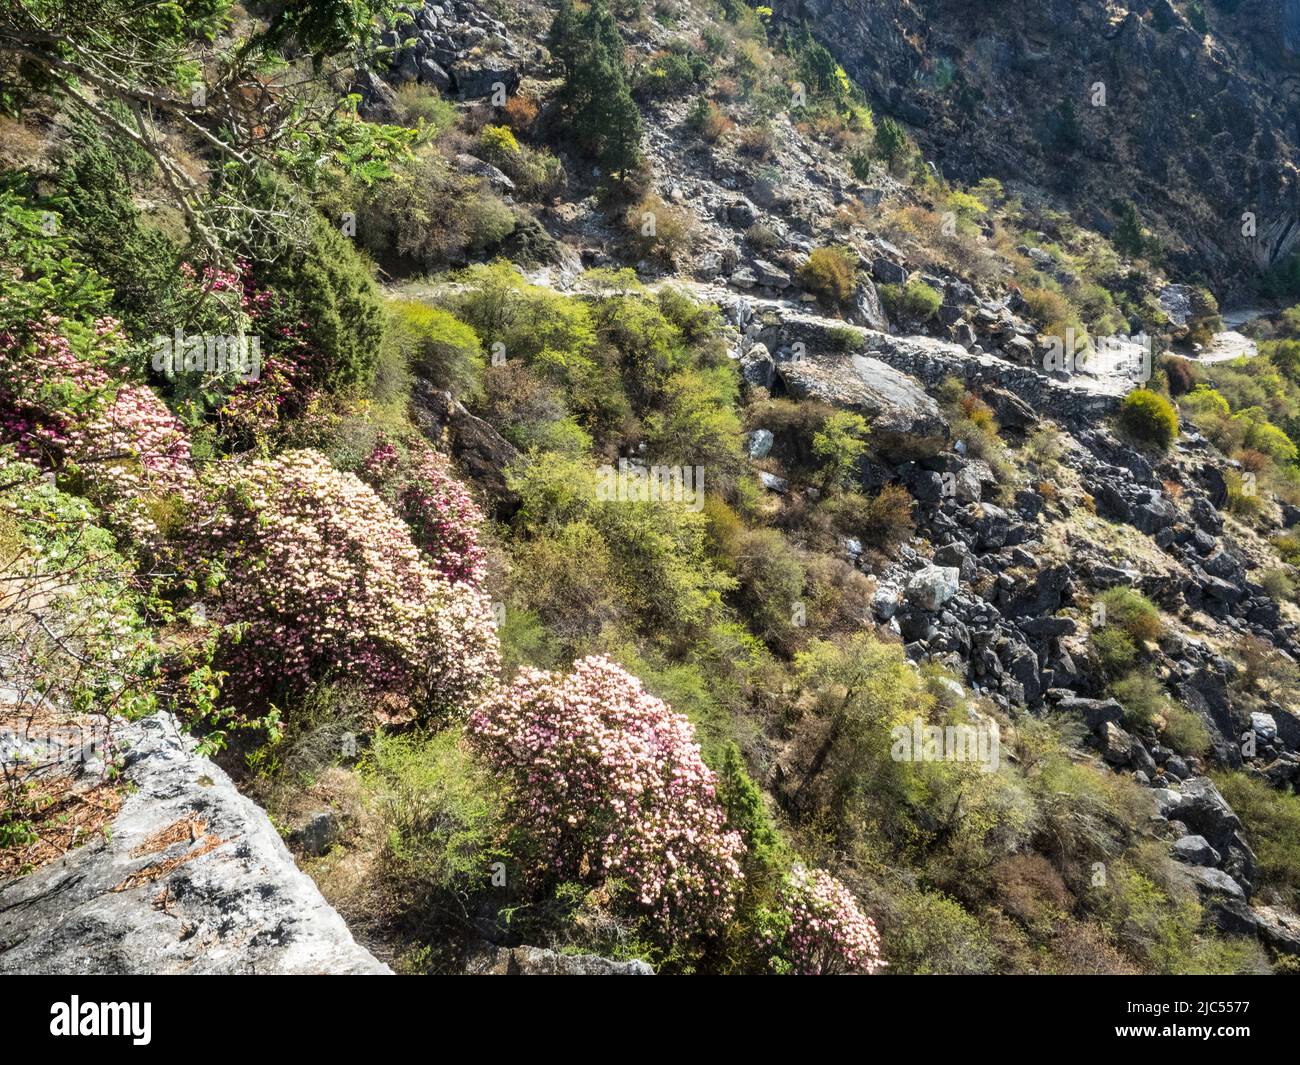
left=547, top=0, right=643, bottom=181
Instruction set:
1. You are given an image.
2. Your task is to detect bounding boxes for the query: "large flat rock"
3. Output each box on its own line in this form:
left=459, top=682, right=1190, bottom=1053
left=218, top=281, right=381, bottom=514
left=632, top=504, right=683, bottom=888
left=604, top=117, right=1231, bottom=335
left=777, top=353, right=948, bottom=458
left=0, top=714, right=389, bottom=975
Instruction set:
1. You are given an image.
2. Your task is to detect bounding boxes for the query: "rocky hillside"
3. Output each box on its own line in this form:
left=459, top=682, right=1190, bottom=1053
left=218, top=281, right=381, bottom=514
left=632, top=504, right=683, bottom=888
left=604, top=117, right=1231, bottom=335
left=779, top=0, right=1300, bottom=294
left=2, top=0, right=1300, bottom=977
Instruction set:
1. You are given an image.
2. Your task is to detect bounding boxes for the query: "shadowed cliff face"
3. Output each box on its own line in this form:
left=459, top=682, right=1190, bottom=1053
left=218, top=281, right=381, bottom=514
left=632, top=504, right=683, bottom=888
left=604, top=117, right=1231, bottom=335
left=778, top=0, right=1300, bottom=294
left=1276, top=0, right=1300, bottom=60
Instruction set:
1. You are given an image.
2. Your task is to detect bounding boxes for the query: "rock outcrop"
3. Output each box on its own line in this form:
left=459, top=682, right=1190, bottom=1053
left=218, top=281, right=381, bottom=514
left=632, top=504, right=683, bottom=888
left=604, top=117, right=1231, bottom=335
left=0, top=714, right=390, bottom=975
left=776, top=353, right=949, bottom=459
left=410, top=381, right=522, bottom=519
left=783, top=0, right=1300, bottom=293
left=862, top=333, right=1123, bottom=425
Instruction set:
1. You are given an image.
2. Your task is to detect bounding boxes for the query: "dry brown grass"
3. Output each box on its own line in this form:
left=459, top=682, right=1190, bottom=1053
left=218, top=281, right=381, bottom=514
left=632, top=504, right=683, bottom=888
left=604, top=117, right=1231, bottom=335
left=0, top=767, right=124, bottom=881
left=0, top=707, right=127, bottom=880
left=113, top=828, right=227, bottom=893
left=130, top=815, right=208, bottom=858
left=881, top=203, right=1004, bottom=284
left=0, top=114, right=53, bottom=170
left=1043, top=920, right=1141, bottom=975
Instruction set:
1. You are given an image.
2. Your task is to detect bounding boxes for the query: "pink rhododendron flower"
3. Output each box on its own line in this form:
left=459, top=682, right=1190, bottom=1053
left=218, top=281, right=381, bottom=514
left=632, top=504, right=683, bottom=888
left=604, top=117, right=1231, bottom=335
left=775, top=866, right=886, bottom=975
left=0, top=318, right=195, bottom=548
left=362, top=437, right=487, bottom=586
left=467, top=655, right=745, bottom=937
left=193, top=449, right=499, bottom=711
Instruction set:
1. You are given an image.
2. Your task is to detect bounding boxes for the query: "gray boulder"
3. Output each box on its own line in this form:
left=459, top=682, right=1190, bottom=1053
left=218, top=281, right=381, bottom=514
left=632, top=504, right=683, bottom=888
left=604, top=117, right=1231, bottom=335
left=872, top=583, right=901, bottom=620
left=871, top=256, right=908, bottom=285
left=1183, top=864, right=1246, bottom=901
left=1251, top=711, right=1278, bottom=743
left=739, top=343, right=775, bottom=389
left=0, top=714, right=390, bottom=975
left=777, top=354, right=948, bottom=459
left=1253, top=905, right=1300, bottom=956
left=410, top=383, right=520, bottom=518
left=852, top=278, right=889, bottom=332
left=905, top=565, right=960, bottom=611
left=1153, top=776, right=1243, bottom=854
left=454, top=63, right=519, bottom=99
left=417, top=58, right=452, bottom=91
left=294, top=811, right=340, bottom=857
left=453, top=152, right=516, bottom=193
left=746, top=429, right=774, bottom=459
left=1054, top=695, right=1122, bottom=729
left=752, top=259, right=791, bottom=289
left=982, top=386, right=1038, bottom=431
left=1171, top=834, right=1220, bottom=866
left=1097, top=720, right=1132, bottom=765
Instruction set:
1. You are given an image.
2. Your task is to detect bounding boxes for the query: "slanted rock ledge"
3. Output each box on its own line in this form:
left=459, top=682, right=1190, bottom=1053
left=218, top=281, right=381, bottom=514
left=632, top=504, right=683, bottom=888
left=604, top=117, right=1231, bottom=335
left=0, top=713, right=390, bottom=975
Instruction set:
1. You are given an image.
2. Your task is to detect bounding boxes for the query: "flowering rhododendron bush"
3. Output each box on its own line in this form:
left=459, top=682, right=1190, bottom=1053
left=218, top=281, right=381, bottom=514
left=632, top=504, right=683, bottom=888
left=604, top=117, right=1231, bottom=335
left=467, top=655, right=746, bottom=936
left=362, top=436, right=487, bottom=586
left=0, top=317, right=195, bottom=547
left=764, top=866, right=886, bottom=975
left=193, top=449, right=499, bottom=712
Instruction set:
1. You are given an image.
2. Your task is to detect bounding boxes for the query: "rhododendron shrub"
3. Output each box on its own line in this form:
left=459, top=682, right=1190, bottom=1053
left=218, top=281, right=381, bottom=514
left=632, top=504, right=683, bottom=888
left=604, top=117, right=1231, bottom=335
left=214, top=263, right=316, bottom=442
left=194, top=449, right=498, bottom=712
left=0, top=317, right=194, bottom=546
left=467, top=655, right=745, bottom=936
left=362, top=437, right=487, bottom=586
left=761, top=866, right=886, bottom=975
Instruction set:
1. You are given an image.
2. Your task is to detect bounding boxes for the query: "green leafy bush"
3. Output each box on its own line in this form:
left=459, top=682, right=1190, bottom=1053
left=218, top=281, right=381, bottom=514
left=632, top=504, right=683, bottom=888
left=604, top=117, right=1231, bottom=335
left=475, top=125, right=565, bottom=199
left=1212, top=772, right=1300, bottom=910
left=1091, top=625, right=1137, bottom=678
left=356, top=149, right=515, bottom=269
left=55, top=144, right=189, bottom=337
left=361, top=728, right=506, bottom=899
left=822, top=484, right=915, bottom=550
left=386, top=299, right=485, bottom=400
left=1097, top=586, right=1164, bottom=645
left=880, top=887, right=996, bottom=975
left=1160, top=702, right=1211, bottom=758
left=625, top=193, right=696, bottom=266
left=812, top=410, right=869, bottom=489
left=392, top=83, right=458, bottom=132
left=0, top=181, right=113, bottom=336
left=0, top=451, right=162, bottom=721
left=1117, top=389, right=1179, bottom=450
left=1110, top=670, right=1172, bottom=732
left=874, top=116, right=911, bottom=167
left=264, top=215, right=385, bottom=389
left=796, top=245, right=858, bottom=305
left=879, top=279, right=942, bottom=320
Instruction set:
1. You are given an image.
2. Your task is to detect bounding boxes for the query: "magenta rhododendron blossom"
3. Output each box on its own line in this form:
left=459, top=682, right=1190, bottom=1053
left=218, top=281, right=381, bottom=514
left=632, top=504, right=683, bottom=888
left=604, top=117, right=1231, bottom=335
left=777, top=866, right=886, bottom=975
left=0, top=318, right=195, bottom=546
left=194, top=449, right=499, bottom=712
left=362, top=438, right=487, bottom=586
left=467, top=655, right=745, bottom=936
